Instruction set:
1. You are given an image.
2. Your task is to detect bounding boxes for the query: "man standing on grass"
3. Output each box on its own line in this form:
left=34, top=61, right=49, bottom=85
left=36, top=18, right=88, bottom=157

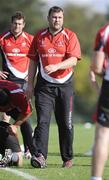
left=0, top=11, right=34, bottom=158
left=90, top=23, right=109, bottom=180
left=27, top=6, right=81, bottom=168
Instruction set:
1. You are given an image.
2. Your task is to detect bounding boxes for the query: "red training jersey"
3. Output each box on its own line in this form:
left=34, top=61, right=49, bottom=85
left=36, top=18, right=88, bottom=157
left=0, top=80, right=31, bottom=116
left=29, top=28, right=81, bottom=84
left=0, top=31, right=34, bottom=79
left=94, top=24, right=109, bottom=80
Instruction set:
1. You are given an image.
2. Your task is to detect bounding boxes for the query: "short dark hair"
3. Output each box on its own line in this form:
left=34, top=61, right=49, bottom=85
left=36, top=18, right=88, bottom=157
left=0, top=88, right=11, bottom=106
left=48, top=6, right=64, bottom=17
left=11, top=11, right=25, bottom=23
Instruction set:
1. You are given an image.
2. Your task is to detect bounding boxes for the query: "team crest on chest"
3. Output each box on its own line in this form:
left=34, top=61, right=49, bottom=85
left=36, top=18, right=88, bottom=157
left=6, top=42, right=11, bottom=46
left=22, top=42, right=26, bottom=47
left=55, top=41, right=64, bottom=46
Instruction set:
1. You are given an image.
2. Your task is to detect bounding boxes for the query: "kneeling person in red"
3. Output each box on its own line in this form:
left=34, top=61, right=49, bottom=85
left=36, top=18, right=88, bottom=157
left=0, top=79, right=32, bottom=135
left=0, top=80, right=33, bottom=166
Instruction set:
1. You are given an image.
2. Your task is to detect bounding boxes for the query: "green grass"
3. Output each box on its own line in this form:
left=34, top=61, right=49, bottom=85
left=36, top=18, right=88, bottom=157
left=0, top=123, right=109, bottom=180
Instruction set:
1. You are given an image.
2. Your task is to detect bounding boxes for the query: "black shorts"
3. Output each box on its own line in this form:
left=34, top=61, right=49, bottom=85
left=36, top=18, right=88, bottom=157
left=0, top=121, right=21, bottom=156
left=7, top=77, right=27, bottom=90
left=97, top=79, right=109, bottom=127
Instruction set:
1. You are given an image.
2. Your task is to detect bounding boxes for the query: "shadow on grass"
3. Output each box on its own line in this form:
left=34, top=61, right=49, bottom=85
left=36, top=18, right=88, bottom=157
left=45, top=163, right=92, bottom=168
left=74, top=153, right=92, bottom=157
left=48, top=152, right=60, bottom=156
left=48, top=152, right=92, bottom=157
left=18, top=152, right=109, bottom=169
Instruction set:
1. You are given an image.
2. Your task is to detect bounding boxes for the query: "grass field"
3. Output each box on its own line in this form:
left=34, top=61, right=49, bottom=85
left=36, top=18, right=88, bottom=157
left=0, top=123, right=109, bottom=180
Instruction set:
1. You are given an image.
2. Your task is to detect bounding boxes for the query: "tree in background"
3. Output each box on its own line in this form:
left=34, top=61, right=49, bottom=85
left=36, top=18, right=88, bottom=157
left=0, top=0, right=46, bottom=33
left=64, top=4, right=108, bottom=56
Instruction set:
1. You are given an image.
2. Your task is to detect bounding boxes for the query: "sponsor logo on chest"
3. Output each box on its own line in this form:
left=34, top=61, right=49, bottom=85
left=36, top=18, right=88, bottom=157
left=12, top=48, right=20, bottom=53
left=48, top=48, right=56, bottom=53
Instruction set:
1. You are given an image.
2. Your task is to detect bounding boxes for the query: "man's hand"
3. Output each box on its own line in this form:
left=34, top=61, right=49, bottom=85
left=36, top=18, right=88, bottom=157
left=8, top=125, right=17, bottom=135
left=0, top=71, right=9, bottom=79
left=44, top=64, right=59, bottom=74
left=26, top=84, right=34, bottom=101
left=24, top=75, right=28, bottom=81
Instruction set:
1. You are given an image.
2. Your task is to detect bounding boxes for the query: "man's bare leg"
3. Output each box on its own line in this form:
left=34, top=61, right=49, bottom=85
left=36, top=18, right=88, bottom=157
left=91, top=123, right=109, bottom=179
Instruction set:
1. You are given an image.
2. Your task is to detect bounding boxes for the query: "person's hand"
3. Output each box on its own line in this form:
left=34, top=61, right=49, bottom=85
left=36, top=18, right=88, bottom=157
left=8, top=125, right=17, bottom=135
left=24, top=75, right=28, bottom=81
left=44, top=64, right=59, bottom=74
left=89, top=70, right=100, bottom=94
left=26, top=84, right=34, bottom=101
left=0, top=71, right=9, bottom=79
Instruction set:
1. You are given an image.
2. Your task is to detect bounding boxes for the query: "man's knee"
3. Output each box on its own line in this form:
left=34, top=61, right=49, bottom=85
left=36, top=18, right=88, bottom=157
left=11, top=152, right=23, bottom=166
left=1, top=113, right=10, bottom=123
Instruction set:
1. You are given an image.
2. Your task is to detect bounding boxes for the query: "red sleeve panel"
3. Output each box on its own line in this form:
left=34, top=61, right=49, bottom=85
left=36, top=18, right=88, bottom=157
left=64, top=28, right=81, bottom=59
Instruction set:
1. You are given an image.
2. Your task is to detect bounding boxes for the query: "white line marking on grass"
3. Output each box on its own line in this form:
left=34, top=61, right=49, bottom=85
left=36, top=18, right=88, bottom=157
left=3, top=167, right=38, bottom=180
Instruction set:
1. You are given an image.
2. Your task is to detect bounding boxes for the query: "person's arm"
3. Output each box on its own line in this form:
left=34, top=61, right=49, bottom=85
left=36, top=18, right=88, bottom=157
left=89, top=70, right=100, bottom=93
left=44, top=57, right=78, bottom=74
left=26, top=60, right=37, bottom=100
left=14, top=109, right=32, bottom=127
left=8, top=111, right=32, bottom=135
left=90, top=51, right=105, bottom=76
left=8, top=94, right=33, bottom=135
left=0, top=47, right=9, bottom=79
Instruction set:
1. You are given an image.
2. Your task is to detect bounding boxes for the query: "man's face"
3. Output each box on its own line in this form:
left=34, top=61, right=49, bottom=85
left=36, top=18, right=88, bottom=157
left=11, top=18, right=25, bottom=36
left=48, top=11, right=64, bottom=32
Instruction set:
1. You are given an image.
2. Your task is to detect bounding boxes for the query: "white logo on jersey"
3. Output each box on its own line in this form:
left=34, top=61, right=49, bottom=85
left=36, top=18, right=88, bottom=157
left=22, top=42, right=26, bottom=47
left=48, top=48, right=56, bottom=54
left=68, top=111, right=72, bottom=130
left=55, top=41, right=64, bottom=46
left=99, top=113, right=106, bottom=122
left=7, top=42, right=11, bottom=46
left=12, top=48, right=20, bottom=53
